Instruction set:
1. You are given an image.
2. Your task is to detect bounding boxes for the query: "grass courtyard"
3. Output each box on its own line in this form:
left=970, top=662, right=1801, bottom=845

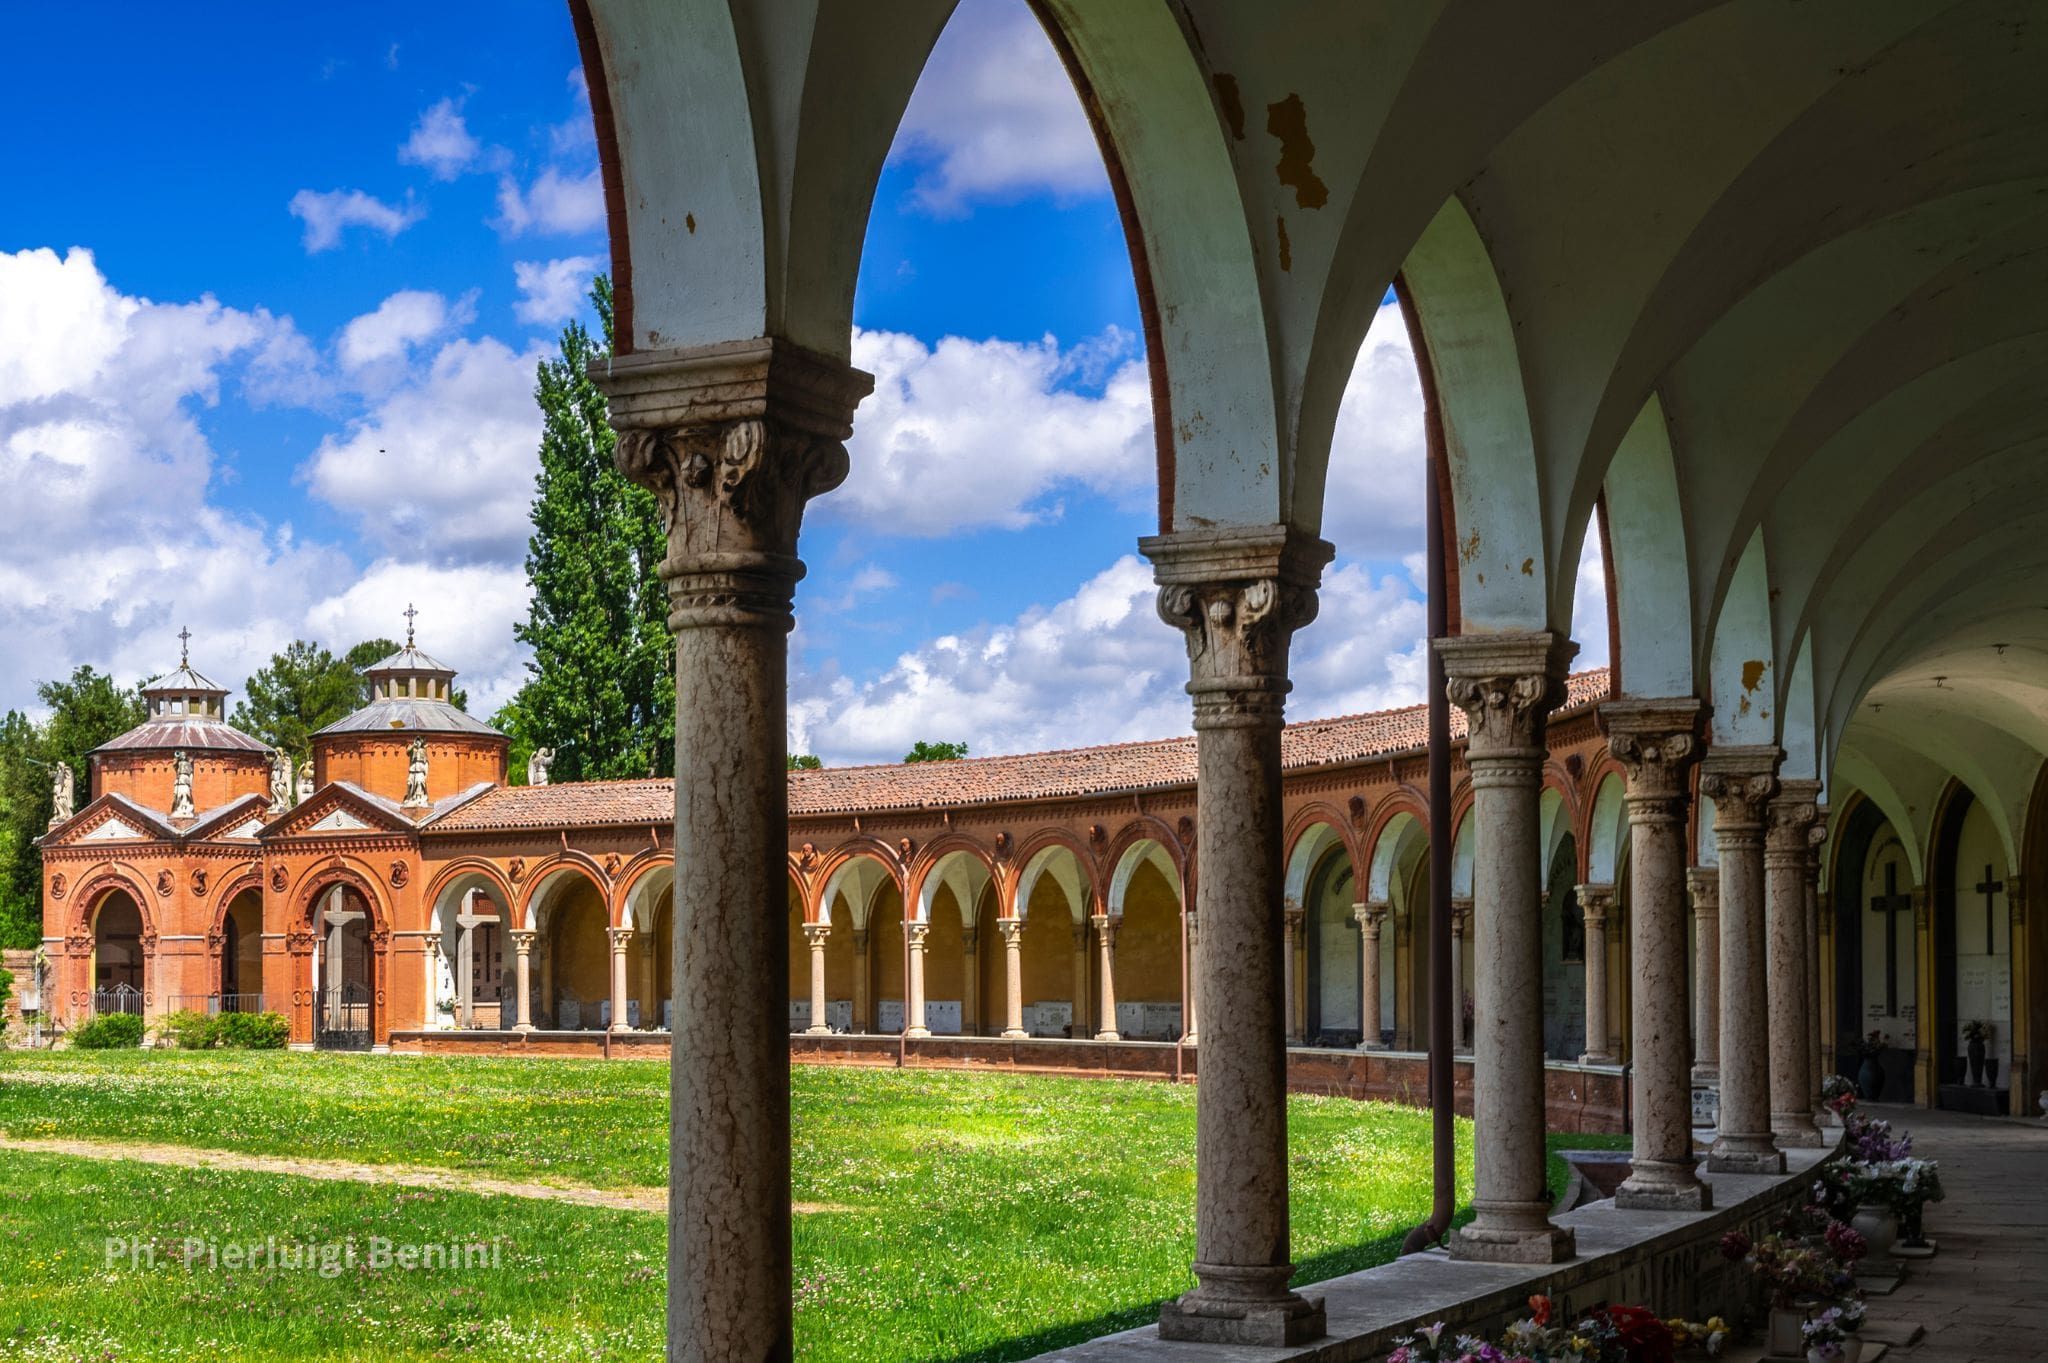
left=0, top=1052, right=1624, bottom=1361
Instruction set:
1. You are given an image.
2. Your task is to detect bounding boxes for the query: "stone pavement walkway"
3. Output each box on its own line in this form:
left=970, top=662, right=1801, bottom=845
left=1858, top=1103, right=2048, bottom=1363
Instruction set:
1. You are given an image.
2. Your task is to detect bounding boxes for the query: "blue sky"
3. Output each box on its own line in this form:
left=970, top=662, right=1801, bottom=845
left=0, top=0, right=1604, bottom=764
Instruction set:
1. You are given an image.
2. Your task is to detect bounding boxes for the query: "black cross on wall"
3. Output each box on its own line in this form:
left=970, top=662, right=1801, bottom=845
left=1976, top=863, right=2004, bottom=954
left=1871, top=861, right=1914, bottom=1014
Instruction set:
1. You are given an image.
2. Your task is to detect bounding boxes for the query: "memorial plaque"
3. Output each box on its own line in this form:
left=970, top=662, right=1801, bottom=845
left=878, top=999, right=905, bottom=1034
left=789, top=999, right=811, bottom=1030
left=925, top=1000, right=962, bottom=1035
left=1116, top=1002, right=1147, bottom=1038
left=826, top=999, right=852, bottom=1032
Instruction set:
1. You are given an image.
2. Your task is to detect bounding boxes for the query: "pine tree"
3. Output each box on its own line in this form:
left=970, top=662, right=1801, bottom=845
left=506, top=276, right=674, bottom=783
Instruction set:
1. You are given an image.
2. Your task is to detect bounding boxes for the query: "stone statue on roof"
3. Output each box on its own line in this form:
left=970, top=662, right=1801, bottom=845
left=268, top=751, right=292, bottom=814
left=528, top=747, right=555, bottom=788
left=296, top=759, right=315, bottom=806
left=403, top=736, right=430, bottom=808
left=47, top=763, right=74, bottom=829
left=170, top=750, right=195, bottom=819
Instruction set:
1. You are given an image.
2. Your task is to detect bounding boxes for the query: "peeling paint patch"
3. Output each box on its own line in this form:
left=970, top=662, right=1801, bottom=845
left=1276, top=215, right=1292, bottom=272
left=685, top=213, right=696, bottom=234
left=1460, top=529, right=1482, bottom=564
left=1741, top=660, right=1768, bottom=693
left=1265, top=94, right=1329, bottom=209
left=1521, top=557, right=1534, bottom=577
left=1214, top=74, right=1246, bottom=140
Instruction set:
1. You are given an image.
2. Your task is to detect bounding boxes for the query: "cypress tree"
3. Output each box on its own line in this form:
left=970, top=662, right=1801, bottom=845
left=504, top=277, right=674, bottom=783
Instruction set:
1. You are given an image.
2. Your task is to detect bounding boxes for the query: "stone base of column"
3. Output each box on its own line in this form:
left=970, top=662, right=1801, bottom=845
left=1358, top=1040, right=1386, bottom=1052
left=1771, top=1113, right=1826, bottom=1148
left=804, top=1023, right=831, bottom=1036
left=608, top=1023, right=634, bottom=1035
left=1691, top=1063, right=1720, bottom=1086
left=1001, top=1027, right=1027, bottom=1040
left=1615, top=1162, right=1713, bottom=1212
left=1581, top=1050, right=1618, bottom=1066
left=1450, top=1210, right=1576, bottom=1264
left=1094, top=1029, right=1120, bottom=1042
left=906, top=1026, right=931, bottom=1039
left=1706, top=1135, right=1786, bottom=1174
left=513, top=1024, right=537, bottom=1034
left=1158, top=1267, right=1325, bottom=1347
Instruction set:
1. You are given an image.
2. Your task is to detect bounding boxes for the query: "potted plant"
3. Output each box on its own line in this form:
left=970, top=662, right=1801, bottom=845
left=1802, top=1305, right=1863, bottom=1363
left=1821, top=1073, right=1858, bottom=1124
left=1885, top=1155, right=1944, bottom=1249
left=1724, top=1230, right=1854, bottom=1356
left=1962, top=1019, right=1990, bottom=1086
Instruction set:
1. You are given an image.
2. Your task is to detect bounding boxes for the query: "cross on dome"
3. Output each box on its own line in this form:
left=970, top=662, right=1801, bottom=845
left=404, top=603, right=419, bottom=648
left=178, top=624, right=192, bottom=667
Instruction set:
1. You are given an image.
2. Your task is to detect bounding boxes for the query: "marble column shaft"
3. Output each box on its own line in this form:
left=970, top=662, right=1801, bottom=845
left=961, top=930, right=979, bottom=1037
left=1183, top=912, right=1200, bottom=1044
left=1451, top=898, right=1472, bottom=1052
left=1575, top=884, right=1617, bottom=1065
left=1805, top=819, right=1827, bottom=1112
left=1439, top=631, right=1578, bottom=1264
left=1765, top=781, right=1823, bottom=1146
left=1700, top=746, right=1786, bottom=1174
left=1147, top=525, right=1329, bottom=1345
left=905, top=922, right=931, bottom=1038
left=803, top=923, right=831, bottom=1035
left=1068, top=923, right=1090, bottom=1038
left=1092, top=914, right=1120, bottom=1041
left=1282, top=906, right=1304, bottom=1044
left=509, top=929, right=536, bottom=1031
left=1601, top=698, right=1710, bottom=1211
left=1354, top=902, right=1387, bottom=1049
left=1688, top=867, right=1720, bottom=1085
left=998, top=918, right=1026, bottom=1039
left=606, top=927, right=633, bottom=1032
left=851, top=929, right=871, bottom=1033
left=604, top=337, right=871, bottom=1362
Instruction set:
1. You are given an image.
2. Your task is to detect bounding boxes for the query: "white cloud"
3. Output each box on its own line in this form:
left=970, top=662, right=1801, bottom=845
left=495, top=167, right=603, bottom=237
left=550, top=68, right=596, bottom=158
left=289, top=188, right=423, bottom=252
left=789, top=552, right=1433, bottom=766
left=892, top=0, right=1106, bottom=213
left=512, top=256, right=602, bottom=326
left=301, top=335, right=548, bottom=564
left=337, top=289, right=474, bottom=371
left=304, top=559, right=533, bottom=715
left=831, top=327, right=1152, bottom=534
left=1322, top=303, right=1429, bottom=559
left=0, top=248, right=349, bottom=709
left=399, top=97, right=482, bottom=180
left=1572, top=514, right=1611, bottom=671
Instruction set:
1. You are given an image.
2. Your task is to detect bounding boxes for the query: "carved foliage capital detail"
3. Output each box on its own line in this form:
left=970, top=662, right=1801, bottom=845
left=616, top=417, right=848, bottom=562
left=1155, top=578, right=1318, bottom=683
left=1446, top=671, right=1562, bottom=755
left=1607, top=729, right=1699, bottom=801
left=1699, top=771, right=1777, bottom=824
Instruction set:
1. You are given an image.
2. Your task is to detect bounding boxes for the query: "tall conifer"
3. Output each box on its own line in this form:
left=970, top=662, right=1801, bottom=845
left=504, top=277, right=674, bottom=783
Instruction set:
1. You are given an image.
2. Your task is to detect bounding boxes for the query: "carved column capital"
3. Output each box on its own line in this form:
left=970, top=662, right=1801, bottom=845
left=802, top=921, right=832, bottom=948
left=607, top=926, right=634, bottom=952
left=1764, top=778, right=1822, bottom=867
left=1089, top=912, right=1118, bottom=947
left=1686, top=865, right=1720, bottom=914
left=509, top=928, right=537, bottom=954
left=997, top=917, right=1025, bottom=948
left=1576, top=883, right=1616, bottom=927
left=1450, top=897, right=1473, bottom=933
left=596, top=339, right=873, bottom=632
left=1698, top=745, right=1783, bottom=831
left=1352, top=901, right=1389, bottom=937
left=1436, top=632, right=1577, bottom=762
left=1141, top=526, right=1332, bottom=732
left=1599, top=697, right=1703, bottom=816
left=1282, top=905, right=1305, bottom=934
left=906, top=921, right=930, bottom=951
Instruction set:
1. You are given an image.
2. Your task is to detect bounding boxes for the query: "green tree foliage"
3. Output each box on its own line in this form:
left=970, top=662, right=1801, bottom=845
left=0, top=668, right=146, bottom=947
left=504, top=275, right=675, bottom=783
left=902, top=740, right=969, bottom=763
left=787, top=754, right=823, bottom=771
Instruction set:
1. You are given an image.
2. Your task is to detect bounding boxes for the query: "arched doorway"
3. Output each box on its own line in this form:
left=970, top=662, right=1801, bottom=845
left=1542, top=834, right=1585, bottom=1061
left=430, top=873, right=511, bottom=1030
left=92, top=889, right=146, bottom=1016
left=1830, top=797, right=1918, bottom=1102
left=312, top=883, right=376, bottom=1051
left=1015, top=844, right=1089, bottom=1038
left=1933, top=784, right=2014, bottom=1110
left=218, top=887, right=264, bottom=1011
left=527, top=868, right=610, bottom=1030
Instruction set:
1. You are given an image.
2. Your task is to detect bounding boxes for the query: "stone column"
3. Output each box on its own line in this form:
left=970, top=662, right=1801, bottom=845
left=905, top=922, right=930, bottom=1038
left=1439, top=630, right=1578, bottom=1265
left=1282, top=905, right=1304, bottom=1044
left=1601, top=698, right=1710, bottom=1211
left=1688, top=867, right=1720, bottom=1085
left=803, top=923, right=831, bottom=1035
left=607, top=926, right=633, bottom=1032
left=1700, top=746, right=1786, bottom=1174
left=961, top=928, right=979, bottom=1036
left=1805, top=817, right=1827, bottom=1115
left=1146, top=525, right=1330, bottom=1345
left=1451, top=898, right=1472, bottom=1052
left=851, top=928, right=871, bottom=1033
left=1183, top=912, right=1200, bottom=1045
left=602, top=337, right=872, bottom=1361
left=1575, top=884, right=1618, bottom=1065
left=1068, top=922, right=1090, bottom=1038
left=1354, top=902, right=1388, bottom=1048
left=998, top=918, right=1027, bottom=1039
left=509, top=929, right=536, bottom=1031
left=1765, top=780, right=1823, bottom=1147
left=1092, top=914, right=1120, bottom=1041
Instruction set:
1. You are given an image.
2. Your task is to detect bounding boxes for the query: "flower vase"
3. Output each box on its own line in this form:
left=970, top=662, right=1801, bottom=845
left=1851, top=1203, right=1899, bottom=1267
left=1986, top=1057, right=2000, bottom=1089
left=1769, top=1306, right=1807, bottom=1356
left=1968, top=1037, right=1986, bottom=1085
left=1857, top=1055, right=1884, bottom=1102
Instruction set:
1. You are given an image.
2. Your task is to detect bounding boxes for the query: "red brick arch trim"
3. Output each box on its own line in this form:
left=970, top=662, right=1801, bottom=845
left=904, top=835, right=1000, bottom=924
left=513, top=852, right=611, bottom=931
left=1005, top=828, right=1100, bottom=920
left=1359, top=798, right=1432, bottom=877
left=421, top=859, right=519, bottom=920
left=613, top=851, right=676, bottom=930
left=293, top=863, right=392, bottom=937
left=1286, top=803, right=1366, bottom=880
left=68, top=865, right=159, bottom=942
left=811, top=840, right=907, bottom=926
left=1102, top=816, right=1187, bottom=883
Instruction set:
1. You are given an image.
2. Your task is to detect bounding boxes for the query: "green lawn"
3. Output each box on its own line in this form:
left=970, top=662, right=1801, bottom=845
left=0, top=1052, right=1617, bottom=1361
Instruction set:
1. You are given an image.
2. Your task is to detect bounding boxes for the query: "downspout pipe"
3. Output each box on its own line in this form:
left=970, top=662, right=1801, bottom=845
left=1402, top=285, right=1457, bottom=1255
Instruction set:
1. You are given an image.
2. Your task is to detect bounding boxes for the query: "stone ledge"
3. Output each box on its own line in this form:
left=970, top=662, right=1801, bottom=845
left=1031, top=1146, right=1832, bottom=1361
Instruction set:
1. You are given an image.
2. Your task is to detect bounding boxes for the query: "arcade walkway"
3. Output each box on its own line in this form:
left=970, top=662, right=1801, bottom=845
left=1869, top=1105, right=2048, bottom=1363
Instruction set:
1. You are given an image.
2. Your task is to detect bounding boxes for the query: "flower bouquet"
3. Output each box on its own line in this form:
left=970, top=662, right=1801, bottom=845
left=1386, top=1296, right=1679, bottom=1363
left=1800, top=1304, right=1865, bottom=1362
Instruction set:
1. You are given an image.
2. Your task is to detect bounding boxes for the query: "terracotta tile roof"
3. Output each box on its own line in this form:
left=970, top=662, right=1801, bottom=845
left=93, top=713, right=272, bottom=755
left=429, top=670, right=1611, bottom=830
